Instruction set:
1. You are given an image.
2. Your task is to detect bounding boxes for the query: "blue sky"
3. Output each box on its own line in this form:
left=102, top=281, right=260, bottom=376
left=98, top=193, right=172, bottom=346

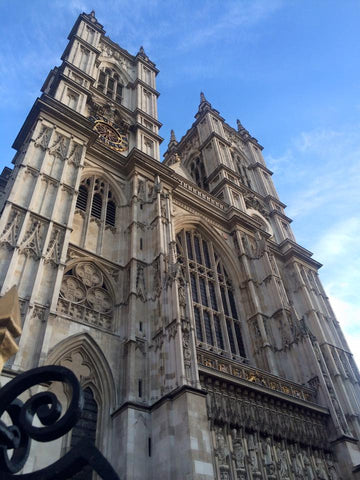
left=0, top=0, right=359, bottom=365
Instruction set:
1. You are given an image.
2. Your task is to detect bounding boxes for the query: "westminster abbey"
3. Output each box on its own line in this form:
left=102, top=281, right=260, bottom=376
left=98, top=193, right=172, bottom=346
left=0, top=10, right=359, bottom=480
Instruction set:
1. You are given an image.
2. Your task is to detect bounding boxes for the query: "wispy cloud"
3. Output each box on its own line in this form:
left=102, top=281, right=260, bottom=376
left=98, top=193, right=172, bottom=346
left=266, top=126, right=360, bottom=368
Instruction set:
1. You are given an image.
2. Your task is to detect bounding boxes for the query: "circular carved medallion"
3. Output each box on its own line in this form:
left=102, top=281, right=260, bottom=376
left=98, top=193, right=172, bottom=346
left=75, top=263, right=103, bottom=288
left=60, top=276, right=86, bottom=303
left=87, top=287, right=113, bottom=313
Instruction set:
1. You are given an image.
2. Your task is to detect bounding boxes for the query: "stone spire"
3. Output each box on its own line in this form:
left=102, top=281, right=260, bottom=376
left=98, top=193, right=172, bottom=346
left=84, top=10, right=104, bottom=30
left=236, top=119, right=261, bottom=147
left=196, top=92, right=213, bottom=118
left=236, top=119, right=250, bottom=139
left=137, top=46, right=149, bottom=60
left=167, top=129, right=178, bottom=152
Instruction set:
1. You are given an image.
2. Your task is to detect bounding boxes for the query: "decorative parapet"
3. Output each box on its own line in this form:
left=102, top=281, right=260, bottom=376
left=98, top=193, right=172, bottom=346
left=197, top=349, right=315, bottom=403
left=176, top=177, right=227, bottom=210
left=0, top=286, right=21, bottom=373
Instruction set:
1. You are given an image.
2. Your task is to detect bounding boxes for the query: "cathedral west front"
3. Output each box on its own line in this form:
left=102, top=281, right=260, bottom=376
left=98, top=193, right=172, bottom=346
left=0, top=10, right=359, bottom=480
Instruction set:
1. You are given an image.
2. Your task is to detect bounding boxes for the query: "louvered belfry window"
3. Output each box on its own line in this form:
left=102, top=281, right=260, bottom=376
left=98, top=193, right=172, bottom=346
left=176, top=229, right=246, bottom=359
left=96, top=68, right=123, bottom=104
left=76, top=184, right=88, bottom=211
left=76, top=176, right=116, bottom=227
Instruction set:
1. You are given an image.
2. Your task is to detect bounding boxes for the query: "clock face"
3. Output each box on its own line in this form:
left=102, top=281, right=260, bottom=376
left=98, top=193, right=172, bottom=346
left=93, top=120, right=128, bottom=152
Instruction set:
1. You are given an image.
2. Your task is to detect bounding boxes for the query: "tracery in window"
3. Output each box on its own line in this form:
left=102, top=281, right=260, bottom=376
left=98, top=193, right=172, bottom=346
left=177, top=229, right=246, bottom=359
left=190, top=157, right=209, bottom=191
left=57, top=261, right=114, bottom=330
left=96, top=68, right=123, bottom=104
left=76, top=176, right=117, bottom=227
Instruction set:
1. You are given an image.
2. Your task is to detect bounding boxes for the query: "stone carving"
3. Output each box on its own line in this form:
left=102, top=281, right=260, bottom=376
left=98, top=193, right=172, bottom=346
left=19, top=219, right=43, bottom=259
left=75, top=262, right=103, bottom=288
left=216, top=428, right=230, bottom=467
left=232, top=431, right=245, bottom=470
left=0, top=210, right=21, bottom=248
left=248, top=433, right=260, bottom=475
left=49, top=133, right=70, bottom=160
left=99, top=42, right=135, bottom=76
left=303, top=454, right=315, bottom=480
left=203, top=375, right=327, bottom=450
left=31, top=305, right=47, bottom=324
left=154, top=175, right=162, bottom=194
left=208, top=401, right=334, bottom=480
left=44, top=227, right=62, bottom=265
left=182, top=318, right=192, bottom=381
left=177, top=276, right=186, bottom=319
left=244, top=193, right=269, bottom=217
left=60, top=276, right=86, bottom=303
left=67, top=143, right=83, bottom=167
left=290, top=447, right=304, bottom=479
left=87, top=287, right=113, bottom=313
left=315, top=457, right=328, bottom=480
left=148, top=257, right=161, bottom=300
left=57, top=262, right=113, bottom=331
left=34, top=125, right=52, bottom=150
left=326, top=456, right=340, bottom=480
left=136, top=263, right=146, bottom=302
left=135, top=338, right=146, bottom=356
left=277, top=445, right=290, bottom=478
left=262, top=436, right=275, bottom=475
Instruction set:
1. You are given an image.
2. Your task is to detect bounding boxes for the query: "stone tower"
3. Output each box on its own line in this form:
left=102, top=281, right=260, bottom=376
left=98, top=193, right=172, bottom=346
left=0, top=10, right=359, bottom=480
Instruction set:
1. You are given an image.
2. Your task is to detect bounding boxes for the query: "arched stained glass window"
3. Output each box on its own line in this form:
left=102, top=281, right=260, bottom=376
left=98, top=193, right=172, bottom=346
left=177, top=229, right=246, bottom=359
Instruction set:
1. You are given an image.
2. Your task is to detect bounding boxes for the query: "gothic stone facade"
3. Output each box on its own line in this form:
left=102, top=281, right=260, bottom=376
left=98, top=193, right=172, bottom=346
left=0, top=10, right=359, bottom=480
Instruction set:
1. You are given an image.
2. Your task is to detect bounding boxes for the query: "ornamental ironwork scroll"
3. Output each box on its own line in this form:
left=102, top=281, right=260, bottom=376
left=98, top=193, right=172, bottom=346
left=0, top=365, right=119, bottom=479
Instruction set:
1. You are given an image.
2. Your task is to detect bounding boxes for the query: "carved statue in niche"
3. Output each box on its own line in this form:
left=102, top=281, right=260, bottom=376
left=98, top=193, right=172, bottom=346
left=276, top=444, right=290, bottom=478
left=325, top=455, right=339, bottom=480
left=177, top=276, right=186, bottom=318
left=303, top=454, right=315, bottom=480
left=262, top=436, right=275, bottom=475
left=232, top=430, right=245, bottom=469
left=136, top=263, right=146, bottom=301
left=290, top=446, right=304, bottom=479
left=247, top=433, right=260, bottom=474
left=314, top=458, right=328, bottom=480
left=216, top=428, right=230, bottom=467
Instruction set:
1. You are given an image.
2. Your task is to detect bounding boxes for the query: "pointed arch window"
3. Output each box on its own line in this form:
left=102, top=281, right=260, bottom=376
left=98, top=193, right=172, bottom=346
left=96, top=68, right=123, bottom=104
left=177, top=229, right=246, bottom=360
left=75, top=176, right=117, bottom=227
left=190, top=157, right=209, bottom=191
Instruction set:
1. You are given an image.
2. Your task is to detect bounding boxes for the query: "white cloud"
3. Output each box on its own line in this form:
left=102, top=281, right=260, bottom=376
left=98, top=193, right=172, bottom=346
left=266, top=126, right=360, bottom=369
left=314, top=217, right=360, bottom=259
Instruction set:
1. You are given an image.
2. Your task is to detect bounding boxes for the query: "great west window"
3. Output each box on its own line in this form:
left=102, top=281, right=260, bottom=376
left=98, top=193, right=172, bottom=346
left=176, top=229, right=246, bottom=360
